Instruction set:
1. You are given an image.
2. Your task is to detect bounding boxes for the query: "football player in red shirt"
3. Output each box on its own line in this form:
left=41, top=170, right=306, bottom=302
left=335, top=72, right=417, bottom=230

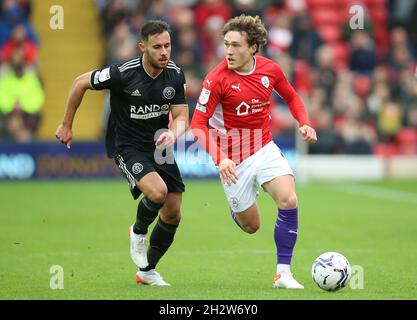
left=191, top=15, right=317, bottom=289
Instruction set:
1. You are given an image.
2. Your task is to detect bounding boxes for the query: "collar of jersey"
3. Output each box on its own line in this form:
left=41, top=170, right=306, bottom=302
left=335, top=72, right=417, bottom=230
left=233, top=56, right=256, bottom=76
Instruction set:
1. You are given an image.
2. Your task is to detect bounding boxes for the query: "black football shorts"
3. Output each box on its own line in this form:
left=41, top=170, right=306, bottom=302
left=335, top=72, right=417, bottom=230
left=114, top=148, right=185, bottom=200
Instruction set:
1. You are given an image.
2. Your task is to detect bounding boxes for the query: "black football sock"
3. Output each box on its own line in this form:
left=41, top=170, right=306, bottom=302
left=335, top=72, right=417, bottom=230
left=133, top=197, right=164, bottom=235
left=140, top=217, right=179, bottom=272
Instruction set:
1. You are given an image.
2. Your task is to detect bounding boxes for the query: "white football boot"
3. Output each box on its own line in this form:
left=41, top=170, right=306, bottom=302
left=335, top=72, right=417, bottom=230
left=136, top=269, right=171, bottom=286
left=129, top=225, right=148, bottom=268
left=273, top=273, right=304, bottom=289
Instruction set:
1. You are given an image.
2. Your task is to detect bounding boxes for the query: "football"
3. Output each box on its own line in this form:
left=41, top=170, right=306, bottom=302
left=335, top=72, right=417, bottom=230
left=312, top=252, right=351, bottom=291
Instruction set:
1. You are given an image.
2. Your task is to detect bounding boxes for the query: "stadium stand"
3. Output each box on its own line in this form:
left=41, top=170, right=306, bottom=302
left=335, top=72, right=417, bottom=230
left=31, top=0, right=105, bottom=140
left=1, top=0, right=416, bottom=156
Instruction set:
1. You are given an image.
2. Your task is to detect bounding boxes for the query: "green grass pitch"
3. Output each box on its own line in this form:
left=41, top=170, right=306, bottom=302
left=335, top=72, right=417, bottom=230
left=1, top=179, right=416, bottom=300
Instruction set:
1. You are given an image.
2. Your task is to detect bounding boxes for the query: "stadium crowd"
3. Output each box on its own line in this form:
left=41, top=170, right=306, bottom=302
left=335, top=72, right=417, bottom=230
left=94, top=0, right=417, bottom=155
left=0, top=0, right=43, bottom=142
left=1, top=0, right=417, bottom=155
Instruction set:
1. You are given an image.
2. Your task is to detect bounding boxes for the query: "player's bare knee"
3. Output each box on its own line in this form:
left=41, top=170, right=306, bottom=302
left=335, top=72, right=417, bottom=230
left=242, top=222, right=260, bottom=234
left=279, top=192, right=298, bottom=209
left=148, top=186, right=168, bottom=204
left=164, top=211, right=181, bottom=225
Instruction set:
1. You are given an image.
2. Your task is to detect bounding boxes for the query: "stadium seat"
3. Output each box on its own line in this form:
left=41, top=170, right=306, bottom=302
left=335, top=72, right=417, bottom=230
left=331, top=42, right=350, bottom=70
left=353, top=75, right=372, bottom=98
left=311, top=9, right=341, bottom=27
left=396, top=128, right=417, bottom=145
left=373, top=143, right=401, bottom=157
left=317, top=26, right=341, bottom=43
left=397, top=127, right=417, bottom=155
left=365, top=0, right=386, bottom=7
left=293, top=59, right=311, bottom=94
left=306, top=0, right=339, bottom=9
left=370, top=8, right=388, bottom=25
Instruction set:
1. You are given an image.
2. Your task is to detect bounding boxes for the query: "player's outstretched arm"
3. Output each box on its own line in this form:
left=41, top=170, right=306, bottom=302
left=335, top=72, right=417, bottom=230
left=55, top=71, right=93, bottom=149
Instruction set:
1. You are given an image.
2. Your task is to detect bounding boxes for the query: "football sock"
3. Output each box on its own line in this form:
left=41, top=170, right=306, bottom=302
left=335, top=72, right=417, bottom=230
left=275, top=207, right=298, bottom=265
left=277, top=264, right=291, bottom=275
left=140, top=217, right=178, bottom=272
left=133, top=197, right=164, bottom=235
left=230, top=209, right=241, bottom=228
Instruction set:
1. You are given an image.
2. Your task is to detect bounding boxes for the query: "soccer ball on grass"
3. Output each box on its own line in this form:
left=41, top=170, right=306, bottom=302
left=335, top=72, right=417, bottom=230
left=312, top=252, right=351, bottom=291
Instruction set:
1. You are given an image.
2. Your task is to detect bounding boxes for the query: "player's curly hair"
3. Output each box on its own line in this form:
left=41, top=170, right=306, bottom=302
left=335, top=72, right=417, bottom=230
left=222, top=14, right=268, bottom=54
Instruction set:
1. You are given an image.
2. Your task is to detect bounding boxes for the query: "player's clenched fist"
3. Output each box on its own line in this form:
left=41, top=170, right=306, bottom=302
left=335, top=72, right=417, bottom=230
left=155, top=130, right=176, bottom=149
left=299, top=125, right=317, bottom=144
left=219, top=158, right=239, bottom=186
left=55, top=123, right=73, bottom=149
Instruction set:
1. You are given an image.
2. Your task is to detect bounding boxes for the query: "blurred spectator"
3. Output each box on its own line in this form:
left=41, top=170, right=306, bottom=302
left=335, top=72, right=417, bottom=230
left=1, top=23, right=37, bottom=66
left=88, top=0, right=417, bottom=156
left=182, top=70, right=202, bottom=119
left=174, top=27, right=203, bottom=74
left=17, top=0, right=32, bottom=19
left=193, top=0, right=231, bottom=65
left=333, top=89, right=377, bottom=154
left=106, top=22, right=137, bottom=65
left=339, top=118, right=376, bottom=155
left=353, top=74, right=372, bottom=100
left=232, top=0, right=262, bottom=18
left=0, top=49, right=44, bottom=142
left=311, top=45, right=337, bottom=105
left=0, top=0, right=38, bottom=48
left=388, top=0, right=417, bottom=29
left=408, top=1, right=417, bottom=55
left=386, top=27, right=415, bottom=85
left=348, top=30, right=377, bottom=76
left=129, top=11, right=146, bottom=37
left=377, top=100, right=403, bottom=142
left=405, top=107, right=417, bottom=129
left=367, top=82, right=391, bottom=116
left=99, top=0, right=133, bottom=38
left=332, top=71, right=355, bottom=115
left=194, top=0, right=231, bottom=32
left=267, top=13, right=293, bottom=58
left=290, top=13, right=323, bottom=65
left=309, top=108, right=338, bottom=154
left=143, top=0, right=170, bottom=22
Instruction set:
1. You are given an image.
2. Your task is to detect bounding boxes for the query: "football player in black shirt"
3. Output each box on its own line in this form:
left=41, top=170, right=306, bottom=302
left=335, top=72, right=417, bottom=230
left=56, top=21, right=189, bottom=286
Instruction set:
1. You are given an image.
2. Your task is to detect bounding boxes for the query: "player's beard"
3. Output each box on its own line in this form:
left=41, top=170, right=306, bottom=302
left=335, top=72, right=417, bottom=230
left=147, top=52, right=168, bottom=70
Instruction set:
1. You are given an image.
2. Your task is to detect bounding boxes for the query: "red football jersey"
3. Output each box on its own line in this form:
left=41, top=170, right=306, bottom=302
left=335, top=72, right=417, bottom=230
left=191, top=55, right=310, bottom=165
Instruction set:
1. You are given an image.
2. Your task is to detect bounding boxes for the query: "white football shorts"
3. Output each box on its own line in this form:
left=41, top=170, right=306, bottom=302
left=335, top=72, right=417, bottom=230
left=222, top=141, right=294, bottom=213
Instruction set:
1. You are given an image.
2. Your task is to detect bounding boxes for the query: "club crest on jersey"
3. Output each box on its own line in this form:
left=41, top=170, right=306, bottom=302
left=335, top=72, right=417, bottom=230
left=132, top=163, right=143, bottom=174
left=230, top=197, right=239, bottom=209
left=163, top=87, right=175, bottom=99
left=199, top=88, right=211, bottom=105
left=261, top=76, right=269, bottom=88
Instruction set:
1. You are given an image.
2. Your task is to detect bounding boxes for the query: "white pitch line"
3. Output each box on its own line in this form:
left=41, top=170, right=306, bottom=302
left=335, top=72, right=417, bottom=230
left=333, top=183, right=417, bottom=205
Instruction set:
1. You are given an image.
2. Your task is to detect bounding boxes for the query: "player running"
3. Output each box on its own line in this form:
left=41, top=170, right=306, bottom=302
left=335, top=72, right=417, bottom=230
left=190, top=15, right=317, bottom=289
left=56, top=21, right=189, bottom=286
